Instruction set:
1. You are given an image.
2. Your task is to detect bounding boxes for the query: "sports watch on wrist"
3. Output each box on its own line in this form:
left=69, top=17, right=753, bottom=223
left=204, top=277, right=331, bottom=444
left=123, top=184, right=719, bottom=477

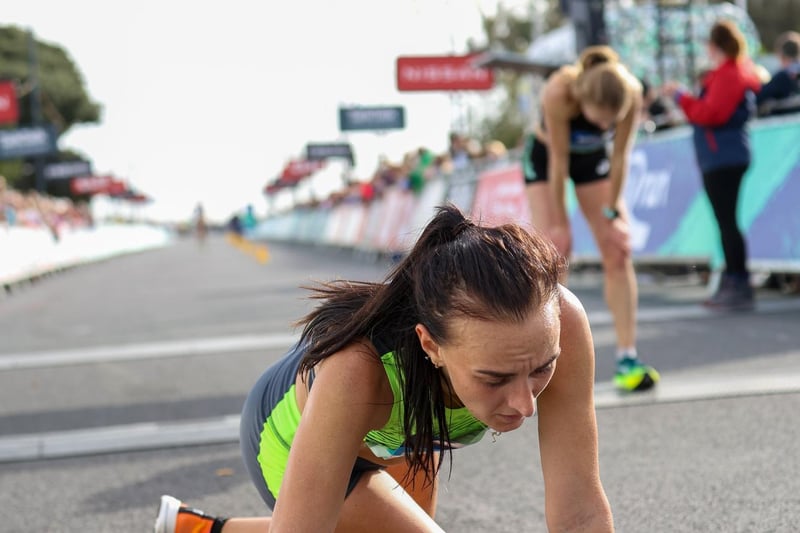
left=602, top=206, right=620, bottom=220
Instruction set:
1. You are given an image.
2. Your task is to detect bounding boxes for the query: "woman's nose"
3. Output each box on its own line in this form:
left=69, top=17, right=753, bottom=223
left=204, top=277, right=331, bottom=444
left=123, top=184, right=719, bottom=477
left=508, top=381, right=536, bottom=418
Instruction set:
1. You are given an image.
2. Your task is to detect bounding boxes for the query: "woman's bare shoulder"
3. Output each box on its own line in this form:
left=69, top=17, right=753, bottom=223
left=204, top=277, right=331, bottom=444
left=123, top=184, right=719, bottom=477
left=619, top=65, right=643, bottom=100
left=315, top=340, right=389, bottom=399
left=537, top=286, right=594, bottom=401
left=316, top=339, right=382, bottom=378
left=558, top=284, right=589, bottom=327
left=543, top=67, right=578, bottom=113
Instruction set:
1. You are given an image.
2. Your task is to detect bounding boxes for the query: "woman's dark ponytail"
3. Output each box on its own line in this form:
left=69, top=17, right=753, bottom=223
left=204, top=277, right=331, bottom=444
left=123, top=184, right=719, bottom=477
left=411, top=203, right=473, bottom=251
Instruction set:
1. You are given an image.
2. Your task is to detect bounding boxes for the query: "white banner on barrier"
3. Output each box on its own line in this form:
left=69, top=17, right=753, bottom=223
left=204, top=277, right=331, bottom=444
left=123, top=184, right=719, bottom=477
left=0, top=224, right=172, bottom=285
left=372, top=188, right=416, bottom=253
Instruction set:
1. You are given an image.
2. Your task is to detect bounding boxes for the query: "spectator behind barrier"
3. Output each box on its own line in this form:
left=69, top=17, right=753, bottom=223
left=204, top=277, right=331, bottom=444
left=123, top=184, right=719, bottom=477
left=663, top=19, right=761, bottom=311
left=448, top=131, right=471, bottom=170
left=0, top=175, right=92, bottom=235
left=0, top=175, right=14, bottom=227
left=406, top=147, right=434, bottom=194
left=639, top=79, right=679, bottom=133
left=757, top=31, right=800, bottom=117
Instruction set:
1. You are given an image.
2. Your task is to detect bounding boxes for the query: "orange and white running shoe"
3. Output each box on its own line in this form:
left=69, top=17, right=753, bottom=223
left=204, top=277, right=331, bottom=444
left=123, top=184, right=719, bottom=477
left=154, top=495, right=225, bottom=533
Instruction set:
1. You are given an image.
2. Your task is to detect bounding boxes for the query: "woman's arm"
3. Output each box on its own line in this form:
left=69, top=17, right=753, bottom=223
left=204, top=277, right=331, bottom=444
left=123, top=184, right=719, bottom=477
left=756, top=70, right=791, bottom=104
left=677, top=64, right=750, bottom=126
left=537, top=286, right=614, bottom=532
left=541, top=69, right=576, bottom=226
left=607, top=79, right=642, bottom=212
left=270, top=343, right=390, bottom=532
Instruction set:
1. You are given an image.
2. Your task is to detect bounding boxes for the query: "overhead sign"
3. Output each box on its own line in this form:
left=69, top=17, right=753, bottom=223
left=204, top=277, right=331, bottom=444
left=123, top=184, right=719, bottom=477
left=280, top=159, right=325, bottom=182
left=339, top=106, right=405, bottom=131
left=396, top=54, right=494, bottom=92
left=306, top=142, right=355, bottom=165
left=0, top=81, right=19, bottom=125
left=70, top=175, right=126, bottom=196
left=0, top=125, right=57, bottom=160
left=44, top=159, right=93, bottom=180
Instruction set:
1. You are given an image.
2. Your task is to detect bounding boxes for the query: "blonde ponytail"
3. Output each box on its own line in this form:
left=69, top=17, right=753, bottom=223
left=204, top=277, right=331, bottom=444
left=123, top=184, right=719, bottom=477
left=573, top=46, right=631, bottom=114
left=577, top=45, right=619, bottom=72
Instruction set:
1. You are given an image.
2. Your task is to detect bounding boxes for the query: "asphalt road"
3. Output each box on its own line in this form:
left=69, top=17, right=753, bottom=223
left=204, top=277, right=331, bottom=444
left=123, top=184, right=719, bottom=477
left=1, top=234, right=798, bottom=532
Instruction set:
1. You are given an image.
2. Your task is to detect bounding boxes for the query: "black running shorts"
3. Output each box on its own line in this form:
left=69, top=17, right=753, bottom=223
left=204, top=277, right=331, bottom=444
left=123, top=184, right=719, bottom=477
left=523, top=135, right=610, bottom=186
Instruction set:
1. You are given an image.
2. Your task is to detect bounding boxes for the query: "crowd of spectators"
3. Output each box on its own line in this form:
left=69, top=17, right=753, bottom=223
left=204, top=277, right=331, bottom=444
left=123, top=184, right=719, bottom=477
left=278, top=29, right=800, bottom=213
left=639, top=30, right=800, bottom=133
left=0, top=175, right=93, bottom=241
left=296, top=132, right=513, bottom=211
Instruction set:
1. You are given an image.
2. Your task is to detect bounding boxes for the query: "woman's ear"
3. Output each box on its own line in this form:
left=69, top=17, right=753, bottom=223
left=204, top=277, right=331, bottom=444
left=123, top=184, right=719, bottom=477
left=415, top=323, right=442, bottom=366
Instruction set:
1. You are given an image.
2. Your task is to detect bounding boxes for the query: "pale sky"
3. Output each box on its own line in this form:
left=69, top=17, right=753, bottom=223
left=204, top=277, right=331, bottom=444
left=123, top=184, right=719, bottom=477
left=5, top=0, right=529, bottom=223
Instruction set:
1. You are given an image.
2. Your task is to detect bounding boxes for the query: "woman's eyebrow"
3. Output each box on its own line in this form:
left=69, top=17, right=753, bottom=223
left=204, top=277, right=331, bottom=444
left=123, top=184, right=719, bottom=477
left=475, top=353, right=560, bottom=378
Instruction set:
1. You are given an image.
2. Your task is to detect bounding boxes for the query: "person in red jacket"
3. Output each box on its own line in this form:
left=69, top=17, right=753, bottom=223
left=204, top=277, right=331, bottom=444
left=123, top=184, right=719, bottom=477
left=663, top=20, right=761, bottom=311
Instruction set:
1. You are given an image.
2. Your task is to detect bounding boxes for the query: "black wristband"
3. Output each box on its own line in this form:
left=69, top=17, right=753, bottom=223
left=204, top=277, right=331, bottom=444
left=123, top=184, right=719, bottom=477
left=211, top=518, right=228, bottom=533
left=602, top=206, right=620, bottom=220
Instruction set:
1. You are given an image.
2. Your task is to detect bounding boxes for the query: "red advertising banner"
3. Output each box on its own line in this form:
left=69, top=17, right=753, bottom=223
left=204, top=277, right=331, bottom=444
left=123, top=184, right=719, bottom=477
left=0, top=81, right=19, bottom=125
left=264, top=183, right=283, bottom=195
left=470, top=165, right=531, bottom=228
left=71, top=175, right=127, bottom=196
left=396, top=54, right=494, bottom=92
left=280, top=159, right=325, bottom=182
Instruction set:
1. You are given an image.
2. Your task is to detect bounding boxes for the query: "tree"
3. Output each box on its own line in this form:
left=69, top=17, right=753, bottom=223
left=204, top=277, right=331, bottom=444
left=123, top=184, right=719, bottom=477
left=745, top=0, right=800, bottom=52
left=0, top=25, right=101, bottom=189
left=470, top=1, right=565, bottom=150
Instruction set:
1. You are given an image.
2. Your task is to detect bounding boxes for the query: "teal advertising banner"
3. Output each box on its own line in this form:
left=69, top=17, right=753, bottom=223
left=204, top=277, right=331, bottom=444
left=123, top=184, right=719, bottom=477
left=569, top=116, right=800, bottom=272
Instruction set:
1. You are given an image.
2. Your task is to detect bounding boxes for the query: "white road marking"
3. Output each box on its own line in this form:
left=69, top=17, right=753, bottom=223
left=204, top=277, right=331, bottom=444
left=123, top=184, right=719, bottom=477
left=3, top=298, right=799, bottom=371
left=0, top=416, right=241, bottom=462
left=1, top=298, right=798, bottom=462
left=1, top=369, right=799, bottom=463
left=594, top=372, right=800, bottom=408
left=0, top=333, right=300, bottom=370
left=586, top=297, right=800, bottom=326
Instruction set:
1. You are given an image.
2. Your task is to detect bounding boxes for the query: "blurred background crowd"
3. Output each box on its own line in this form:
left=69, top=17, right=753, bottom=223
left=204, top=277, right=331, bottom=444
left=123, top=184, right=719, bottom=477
left=0, top=174, right=93, bottom=240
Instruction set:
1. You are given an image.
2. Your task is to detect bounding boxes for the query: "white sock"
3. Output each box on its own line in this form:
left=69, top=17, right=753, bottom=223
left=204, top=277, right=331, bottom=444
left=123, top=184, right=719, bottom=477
left=616, top=348, right=637, bottom=360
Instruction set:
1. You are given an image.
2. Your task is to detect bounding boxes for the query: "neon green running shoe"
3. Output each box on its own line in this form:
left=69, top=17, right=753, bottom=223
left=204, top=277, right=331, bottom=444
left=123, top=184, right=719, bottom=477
left=614, top=356, right=660, bottom=392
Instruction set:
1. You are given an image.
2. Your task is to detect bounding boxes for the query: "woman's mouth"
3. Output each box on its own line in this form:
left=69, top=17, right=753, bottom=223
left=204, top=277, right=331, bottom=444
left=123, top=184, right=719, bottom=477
left=495, top=414, right=525, bottom=430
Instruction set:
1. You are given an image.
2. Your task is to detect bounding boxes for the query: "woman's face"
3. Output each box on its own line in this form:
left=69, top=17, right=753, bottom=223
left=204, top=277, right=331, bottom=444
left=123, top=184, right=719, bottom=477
left=417, top=299, right=561, bottom=433
left=707, top=41, right=726, bottom=65
left=581, top=103, right=620, bottom=130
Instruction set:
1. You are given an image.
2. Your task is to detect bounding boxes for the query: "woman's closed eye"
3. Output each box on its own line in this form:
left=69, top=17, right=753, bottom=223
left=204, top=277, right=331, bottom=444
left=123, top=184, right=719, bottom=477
left=535, top=361, right=556, bottom=376
left=484, top=378, right=509, bottom=388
